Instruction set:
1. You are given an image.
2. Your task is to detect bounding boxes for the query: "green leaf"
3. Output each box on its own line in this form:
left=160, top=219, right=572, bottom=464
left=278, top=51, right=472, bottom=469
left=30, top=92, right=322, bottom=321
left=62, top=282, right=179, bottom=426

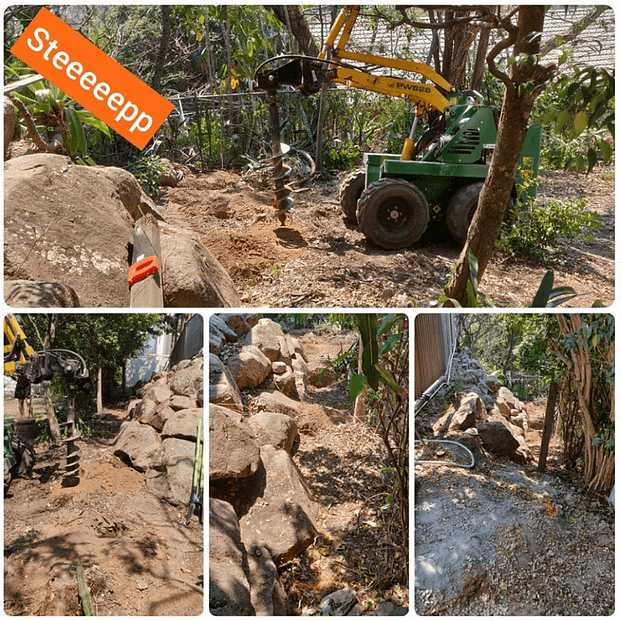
left=556, top=109, right=570, bottom=132
left=530, top=270, right=554, bottom=307
left=65, top=107, right=87, bottom=156
left=600, top=140, right=613, bottom=164
left=78, top=113, right=111, bottom=137
left=437, top=294, right=461, bottom=308
left=377, top=313, right=397, bottom=337
left=381, top=333, right=401, bottom=355
left=349, top=373, right=366, bottom=403
left=573, top=111, right=588, bottom=137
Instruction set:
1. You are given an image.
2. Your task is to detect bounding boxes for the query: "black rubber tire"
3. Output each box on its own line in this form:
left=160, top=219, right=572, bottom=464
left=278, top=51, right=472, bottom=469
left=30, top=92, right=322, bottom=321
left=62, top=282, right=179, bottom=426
left=446, top=182, right=515, bottom=246
left=357, top=178, right=429, bottom=250
left=339, top=168, right=366, bottom=225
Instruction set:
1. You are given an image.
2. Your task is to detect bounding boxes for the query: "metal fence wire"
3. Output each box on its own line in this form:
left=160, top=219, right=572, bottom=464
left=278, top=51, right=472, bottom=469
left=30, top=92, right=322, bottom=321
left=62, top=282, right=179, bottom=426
left=90, top=86, right=403, bottom=170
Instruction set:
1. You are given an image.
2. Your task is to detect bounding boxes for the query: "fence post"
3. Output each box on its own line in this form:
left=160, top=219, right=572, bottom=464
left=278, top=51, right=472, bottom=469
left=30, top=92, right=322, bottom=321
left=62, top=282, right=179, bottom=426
left=538, top=381, right=559, bottom=473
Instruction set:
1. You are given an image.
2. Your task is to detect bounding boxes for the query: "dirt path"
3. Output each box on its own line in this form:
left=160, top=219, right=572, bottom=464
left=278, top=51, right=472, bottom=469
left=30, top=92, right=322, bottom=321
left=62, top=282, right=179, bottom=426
left=4, top=405, right=203, bottom=616
left=262, top=327, right=409, bottom=614
left=159, top=165, right=614, bottom=308
left=415, top=401, right=615, bottom=615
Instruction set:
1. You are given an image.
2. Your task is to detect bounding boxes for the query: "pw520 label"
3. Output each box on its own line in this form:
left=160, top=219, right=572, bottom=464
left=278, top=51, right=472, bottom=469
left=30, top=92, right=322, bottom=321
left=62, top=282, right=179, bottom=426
left=11, top=7, right=173, bottom=149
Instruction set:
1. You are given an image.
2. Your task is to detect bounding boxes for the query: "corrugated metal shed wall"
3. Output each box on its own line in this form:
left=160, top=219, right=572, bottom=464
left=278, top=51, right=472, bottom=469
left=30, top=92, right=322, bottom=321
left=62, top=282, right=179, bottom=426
left=415, top=314, right=457, bottom=399
left=169, top=314, right=204, bottom=367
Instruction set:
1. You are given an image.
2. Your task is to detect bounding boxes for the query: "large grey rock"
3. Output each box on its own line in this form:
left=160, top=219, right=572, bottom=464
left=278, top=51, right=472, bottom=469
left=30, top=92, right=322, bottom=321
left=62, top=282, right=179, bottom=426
left=169, top=394, right=196, bottom=411
left=209, top=404, right=260, bottom=481
left=246, top=545, right=289, bottom=616
left=113, top=420, right=162, bottom=471
left=162, top=408, right=201, bottom=440
left=239, top=445, right=319, bottom=565
left=319, top=587, right=357, bottom=616
left=226, top=345, right=272, bottom=390
left=244, top=319, right=288, bottom=362
left=140, top=402, right=173, bottom=432
left=142, top=384, right=173, bottom=405
left=433, top=392, right=485, bottom=435
left=5, top=280, right=81, bottom=307
left=169, top=358, right=203, bottom=404
left=221, top=313, right=254, bottom=337
left=248, top=412, right=298, bottom=453
left=496, top=386, right=520, bottom=418
left=291, top=357, right=310, bottom=401
left=4, top=154, right=139, bottom=307
left=209, top=354, right=244, bottom=412
left=209, top=498, right=254, bottom=616
left=209, top=314, right=238, bottom=355
left=252, top=390, right=301, bottom=418
left=149, top=437, right=195, bottom=506
left=160, top=224, right=242, bottom=308
left=476, top=418, right=533, bottom=464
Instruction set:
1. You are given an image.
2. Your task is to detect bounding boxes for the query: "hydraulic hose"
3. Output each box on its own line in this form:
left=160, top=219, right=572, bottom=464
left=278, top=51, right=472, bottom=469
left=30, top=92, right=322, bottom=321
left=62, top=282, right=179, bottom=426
left=415, top=438, right=475, bottom=469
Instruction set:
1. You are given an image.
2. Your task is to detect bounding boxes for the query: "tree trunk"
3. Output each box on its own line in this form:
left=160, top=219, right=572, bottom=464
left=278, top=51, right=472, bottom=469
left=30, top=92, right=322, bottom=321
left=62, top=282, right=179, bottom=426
left=549, top=315, right=615, bottom=495
left=471, top=27, right=491, bottom=92
left=42, top=381, right=61, bottom=445
left=443, top=6, right=546, bottom=306
left=151, top=5, right=171, bottom=91
left=271, top=6, right=319, bottom=56
left=97, top=366, right=103, bottom=414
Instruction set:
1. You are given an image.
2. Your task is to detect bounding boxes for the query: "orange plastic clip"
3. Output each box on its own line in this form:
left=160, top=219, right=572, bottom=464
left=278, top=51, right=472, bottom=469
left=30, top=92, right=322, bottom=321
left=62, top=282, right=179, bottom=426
left=128, top=256, right=159, bottom=286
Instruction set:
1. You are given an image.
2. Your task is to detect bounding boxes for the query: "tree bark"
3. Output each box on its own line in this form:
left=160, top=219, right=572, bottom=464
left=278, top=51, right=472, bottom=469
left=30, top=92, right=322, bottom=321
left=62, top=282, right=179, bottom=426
left=43, top=381, right=61, bottom=445
left=471, top=26, right=491, bottom=92
left=151, top=5, right=171, bottom=91
left=549, top=315, right=615, bottom=494
left=270, top=6, right=319, bottom=56
left=97, top=366, right=103, bottom=414
left=443, top=6, right=547, bottom=306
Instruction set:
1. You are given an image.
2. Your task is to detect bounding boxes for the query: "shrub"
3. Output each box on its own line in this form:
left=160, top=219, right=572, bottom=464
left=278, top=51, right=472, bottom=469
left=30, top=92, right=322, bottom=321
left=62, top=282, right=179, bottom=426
left=497, top=196, right=601, bottom=261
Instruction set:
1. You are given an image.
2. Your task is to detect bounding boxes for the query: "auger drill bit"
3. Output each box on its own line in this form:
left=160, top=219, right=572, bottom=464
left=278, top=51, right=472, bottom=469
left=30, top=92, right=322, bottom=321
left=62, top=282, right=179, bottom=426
left=266, top=90, right=294, bottom=225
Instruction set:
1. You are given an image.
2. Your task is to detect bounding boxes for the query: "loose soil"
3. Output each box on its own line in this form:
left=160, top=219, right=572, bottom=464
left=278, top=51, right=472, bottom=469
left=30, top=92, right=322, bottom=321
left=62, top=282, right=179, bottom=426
left=159, top=164, right=614, bottom=308
left=4, top=401, right=203, bottom=616
left=224, top=325, right=409, bottom=615
left=415, top=400, right=615, bottom=615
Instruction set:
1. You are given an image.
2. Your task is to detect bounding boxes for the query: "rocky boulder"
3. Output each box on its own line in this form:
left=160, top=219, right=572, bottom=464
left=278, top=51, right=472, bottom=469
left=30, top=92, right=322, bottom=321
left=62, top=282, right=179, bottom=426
left=208, top=314, right=330, bottom=615
left=476, top=418, right=533, bottom=464
left=238, top=445, right=319, bottom=565
left=114, top=351, right=203, bottom=508
left=209, top=404, right=260, bottom=481
left=5, top=280, right=81, bottom=307
left=4, top=153, right=241, bottom=308
left=225, top=345, right=272, bottom=390
left=209, top=498, right=254, bottom=616
left=160, top=224, right=242, bottom=307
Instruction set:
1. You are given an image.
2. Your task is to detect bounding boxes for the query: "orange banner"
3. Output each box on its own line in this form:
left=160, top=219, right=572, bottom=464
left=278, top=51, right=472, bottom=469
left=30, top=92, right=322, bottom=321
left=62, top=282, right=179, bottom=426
left=10, top=7, right=174, bottom=149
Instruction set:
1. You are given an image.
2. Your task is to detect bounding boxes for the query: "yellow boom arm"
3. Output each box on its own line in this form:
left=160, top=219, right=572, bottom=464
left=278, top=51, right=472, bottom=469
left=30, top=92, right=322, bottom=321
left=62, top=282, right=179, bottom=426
left=320, top=5, right=453, bottom=114
left=4, top=314, right=36, bottom=376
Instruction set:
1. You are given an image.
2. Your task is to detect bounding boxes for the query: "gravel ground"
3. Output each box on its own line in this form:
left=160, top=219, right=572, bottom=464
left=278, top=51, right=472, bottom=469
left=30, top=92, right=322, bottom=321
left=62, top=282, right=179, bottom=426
left=415, top=461, right=614, bottom=615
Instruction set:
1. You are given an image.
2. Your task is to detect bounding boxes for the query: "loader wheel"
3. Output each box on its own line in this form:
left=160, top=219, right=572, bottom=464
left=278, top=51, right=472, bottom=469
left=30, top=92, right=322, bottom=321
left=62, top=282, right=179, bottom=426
left=357, top=178, right=429, bottom=250
left=446, top=182, right=514, bottom=246
left=339, top=168, right=366, bottom=225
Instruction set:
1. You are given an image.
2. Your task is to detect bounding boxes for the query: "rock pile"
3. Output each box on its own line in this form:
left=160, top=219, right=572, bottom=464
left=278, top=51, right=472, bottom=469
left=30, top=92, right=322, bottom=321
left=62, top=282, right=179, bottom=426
left=113, top=353, right=203, bottom=508
left=425, top=348, right=535, bottom=464
left=209, top=315, right=326, bottom=616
